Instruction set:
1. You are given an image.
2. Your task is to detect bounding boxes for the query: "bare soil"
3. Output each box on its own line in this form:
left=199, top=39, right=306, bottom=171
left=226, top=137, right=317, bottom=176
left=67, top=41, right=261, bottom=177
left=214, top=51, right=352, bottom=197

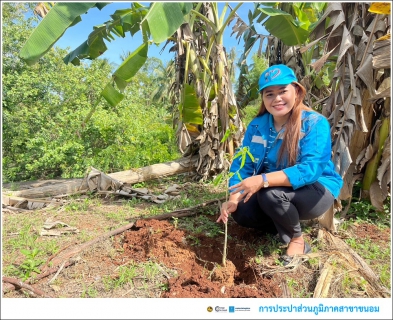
left=2, top=180, right=391, bottom=299
left=117, top=217, right=282, bottom=298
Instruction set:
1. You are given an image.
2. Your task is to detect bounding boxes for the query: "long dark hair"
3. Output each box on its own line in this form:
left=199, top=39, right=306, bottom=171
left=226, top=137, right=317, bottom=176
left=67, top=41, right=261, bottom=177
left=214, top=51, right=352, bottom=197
left=257, top=82, right=313, bottom=167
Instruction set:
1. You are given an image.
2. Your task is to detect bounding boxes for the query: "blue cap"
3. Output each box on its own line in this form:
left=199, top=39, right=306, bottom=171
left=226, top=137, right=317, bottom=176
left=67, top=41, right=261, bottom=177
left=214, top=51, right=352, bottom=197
left=258, top=64, right=297, bottom=92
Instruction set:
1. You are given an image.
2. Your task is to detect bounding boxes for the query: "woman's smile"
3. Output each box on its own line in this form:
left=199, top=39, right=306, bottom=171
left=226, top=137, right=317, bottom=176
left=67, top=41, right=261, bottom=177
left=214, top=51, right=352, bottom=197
left=272, top=103, right=286, bottom=111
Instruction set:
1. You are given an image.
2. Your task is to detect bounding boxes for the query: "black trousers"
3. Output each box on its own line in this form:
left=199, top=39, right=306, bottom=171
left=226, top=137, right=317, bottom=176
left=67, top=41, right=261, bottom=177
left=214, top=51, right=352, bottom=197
left=231, top=181, right=334, bottom=244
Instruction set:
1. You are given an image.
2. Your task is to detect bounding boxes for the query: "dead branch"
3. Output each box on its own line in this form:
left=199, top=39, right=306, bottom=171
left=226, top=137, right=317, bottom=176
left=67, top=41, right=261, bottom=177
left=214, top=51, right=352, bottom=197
left=2, top=259, right=78, bottom=295
left=36, top=259, right=77, bottom=282
left=2, top=282, right=16, bottom=294
left=47, top=261, right=67, bottom=284
left=2, top=277, right=52, bottom=297
left=42, top=222, right=135, bottom=270
left=139, top=197, right=225, bottom=221
left=40, top=241, right=78, bottom=271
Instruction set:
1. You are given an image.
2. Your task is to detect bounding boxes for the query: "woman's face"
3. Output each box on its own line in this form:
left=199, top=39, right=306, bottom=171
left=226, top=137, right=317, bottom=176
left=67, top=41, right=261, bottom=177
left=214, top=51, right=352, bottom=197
left=262, top=84, right=297, bottom=119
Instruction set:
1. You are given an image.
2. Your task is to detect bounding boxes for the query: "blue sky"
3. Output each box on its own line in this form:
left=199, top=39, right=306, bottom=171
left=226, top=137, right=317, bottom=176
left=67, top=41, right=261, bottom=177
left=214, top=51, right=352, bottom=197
left=54, top=2, right=267, bottom=68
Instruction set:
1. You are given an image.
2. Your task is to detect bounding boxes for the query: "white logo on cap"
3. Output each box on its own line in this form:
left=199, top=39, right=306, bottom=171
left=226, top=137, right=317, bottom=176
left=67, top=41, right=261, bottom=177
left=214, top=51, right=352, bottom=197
left=265, top=68, right=281, bottom=81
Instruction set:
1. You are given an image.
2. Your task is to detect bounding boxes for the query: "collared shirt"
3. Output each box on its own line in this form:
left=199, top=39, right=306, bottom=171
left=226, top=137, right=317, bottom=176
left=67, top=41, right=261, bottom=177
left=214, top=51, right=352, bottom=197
left=262, top=118, right=284, bottom=173
left=228, top=110, right=343, bottom=199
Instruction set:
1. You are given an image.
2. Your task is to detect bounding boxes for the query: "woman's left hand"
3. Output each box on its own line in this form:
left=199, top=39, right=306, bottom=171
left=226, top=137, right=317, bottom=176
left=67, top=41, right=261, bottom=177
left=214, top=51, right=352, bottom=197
left=229, top=175, right=264, bottom=202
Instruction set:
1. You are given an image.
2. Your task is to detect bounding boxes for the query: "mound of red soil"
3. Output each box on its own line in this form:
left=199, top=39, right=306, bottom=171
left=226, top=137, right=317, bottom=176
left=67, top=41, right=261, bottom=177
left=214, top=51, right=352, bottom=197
left=113, top=216, right=283, bottom=298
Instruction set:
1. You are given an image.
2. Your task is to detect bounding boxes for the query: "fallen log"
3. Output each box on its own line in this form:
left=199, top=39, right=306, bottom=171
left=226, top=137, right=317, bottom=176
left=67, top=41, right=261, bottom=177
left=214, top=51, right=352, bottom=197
left=3, top=156, right=197, bottom=200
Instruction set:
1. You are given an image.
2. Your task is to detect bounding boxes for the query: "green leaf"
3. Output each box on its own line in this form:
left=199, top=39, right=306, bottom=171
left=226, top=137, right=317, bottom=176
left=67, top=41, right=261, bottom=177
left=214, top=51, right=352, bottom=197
left=114, top=77, right=128, bottom=93
left=101, top=83, right=125, bottom=107
left=232, top=151, right=243, bottom=160
left=241, top=152, right=246, bottom=169
left=20, top=3, right=108, bottom=65
left=119, top=8, right=149, bottom=36
left=63, top=41, right=89, bottom=65
left=246, top=149, right=255, bottom=162
left=143, top=2, right=192, bottom=43
left=113, top=43, right=148, bottom=82
left=292, top=4, right=311, bottom=30
left=20, top=249, right=30, bottom=257
left=221, top=128, right=231, bottom=143
left=208, top=87, right=216, bottom=101
left=100, top=43, right=148, bottom=107
left=314, top=76, right=324, bottom=89
left=181, top=84, right=203, bottom=125
left=178, top=2, right=193, bottom=15
left=213, top=173, right=223, bottom=186
left=64, top=22, right=128, bottom=65
left=31, top=248, right=40, bottom=257
left=259, top=8, right=310, bottom=46
left=96, top=3, right=111, bottom=10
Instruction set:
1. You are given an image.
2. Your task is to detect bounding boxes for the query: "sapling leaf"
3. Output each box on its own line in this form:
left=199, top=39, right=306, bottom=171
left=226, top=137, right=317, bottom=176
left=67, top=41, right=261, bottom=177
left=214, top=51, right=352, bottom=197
left=232, top=151, right=243, bottom=160
left=33, top=267, right=41, bottom=273
left=241, top=151, right=247, bottom=168
left=246, top=150, right=255, bottom=162
left=213, top=173, right=223, bottom=186
left=20, top=249, right=30, bottom=257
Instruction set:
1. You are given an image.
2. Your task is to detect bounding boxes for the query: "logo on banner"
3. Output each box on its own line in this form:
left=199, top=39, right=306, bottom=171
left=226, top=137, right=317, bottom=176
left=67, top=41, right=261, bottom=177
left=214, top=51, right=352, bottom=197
left=215, top=306, right=228, bottom=312
left=228, top=306, right=251, bottom=312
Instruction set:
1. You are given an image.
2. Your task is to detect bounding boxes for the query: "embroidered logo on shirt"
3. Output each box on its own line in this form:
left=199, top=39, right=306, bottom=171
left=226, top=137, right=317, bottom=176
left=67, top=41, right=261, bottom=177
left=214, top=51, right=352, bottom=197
left=251, top=135, right=267, bottom=146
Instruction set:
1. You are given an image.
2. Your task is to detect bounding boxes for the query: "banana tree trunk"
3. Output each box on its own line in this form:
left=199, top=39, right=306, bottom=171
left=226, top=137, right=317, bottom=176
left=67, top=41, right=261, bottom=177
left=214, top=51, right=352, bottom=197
left=172, top=3, right=244, bottom=179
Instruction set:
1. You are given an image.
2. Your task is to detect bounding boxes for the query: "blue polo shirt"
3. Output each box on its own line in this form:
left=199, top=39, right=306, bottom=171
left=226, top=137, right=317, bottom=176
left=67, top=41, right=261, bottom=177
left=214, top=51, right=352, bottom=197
left=228, top=111, right=343, bottom=199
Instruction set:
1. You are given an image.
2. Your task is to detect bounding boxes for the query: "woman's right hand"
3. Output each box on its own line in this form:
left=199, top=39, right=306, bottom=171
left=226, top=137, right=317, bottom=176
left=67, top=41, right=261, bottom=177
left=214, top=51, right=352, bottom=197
left=216, top=201, right=238, bottom=224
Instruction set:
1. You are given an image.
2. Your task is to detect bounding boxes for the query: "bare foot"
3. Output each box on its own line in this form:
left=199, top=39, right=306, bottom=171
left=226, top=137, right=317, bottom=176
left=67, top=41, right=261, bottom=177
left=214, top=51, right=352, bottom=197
left=286, top=237, right=304, bottom=256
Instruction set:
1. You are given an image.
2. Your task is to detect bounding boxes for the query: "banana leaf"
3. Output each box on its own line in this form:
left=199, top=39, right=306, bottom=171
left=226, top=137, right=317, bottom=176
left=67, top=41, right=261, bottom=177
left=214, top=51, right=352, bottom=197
left=20, top=2, right=108, bottom=65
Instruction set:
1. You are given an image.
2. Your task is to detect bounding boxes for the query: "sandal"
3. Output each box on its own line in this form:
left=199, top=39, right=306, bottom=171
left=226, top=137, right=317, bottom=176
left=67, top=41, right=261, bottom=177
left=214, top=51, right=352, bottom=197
left=280, top=241, right=311, bottom=266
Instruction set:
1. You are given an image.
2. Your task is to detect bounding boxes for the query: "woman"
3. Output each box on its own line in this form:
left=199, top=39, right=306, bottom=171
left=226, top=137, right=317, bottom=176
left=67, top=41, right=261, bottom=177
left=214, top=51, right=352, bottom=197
left=217, top=64, right=343, bottom=265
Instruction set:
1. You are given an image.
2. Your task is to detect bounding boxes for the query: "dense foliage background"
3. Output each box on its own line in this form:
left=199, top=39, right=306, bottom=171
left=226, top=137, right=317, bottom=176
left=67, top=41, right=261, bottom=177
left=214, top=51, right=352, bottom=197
left=2, top=3, right=180, bottom=182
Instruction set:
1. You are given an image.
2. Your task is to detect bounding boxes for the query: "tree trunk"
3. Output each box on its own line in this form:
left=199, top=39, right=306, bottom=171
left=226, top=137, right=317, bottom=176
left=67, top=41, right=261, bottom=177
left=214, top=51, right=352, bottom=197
left=3, top=156, right=197, bottom=200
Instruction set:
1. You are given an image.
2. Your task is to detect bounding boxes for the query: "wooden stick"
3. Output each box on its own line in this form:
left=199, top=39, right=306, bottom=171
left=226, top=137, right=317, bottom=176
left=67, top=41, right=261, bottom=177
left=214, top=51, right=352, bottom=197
left=46, top=222, right=135, bottom=268
left=41, top=241, right=77, bottom=272
left=35, top=260, right=77, bottom=282
left=140, top=197, right=225, bottom=221
left=2, top=277, right=51, bottom=297
left=47, top=261, right=67, bottom=284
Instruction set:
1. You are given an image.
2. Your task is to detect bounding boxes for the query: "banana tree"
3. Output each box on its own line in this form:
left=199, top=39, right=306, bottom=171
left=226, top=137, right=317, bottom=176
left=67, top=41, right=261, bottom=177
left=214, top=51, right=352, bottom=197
left=163, top=2, right=245, bottom=179
left=307, top=2, right=391, bottom=213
